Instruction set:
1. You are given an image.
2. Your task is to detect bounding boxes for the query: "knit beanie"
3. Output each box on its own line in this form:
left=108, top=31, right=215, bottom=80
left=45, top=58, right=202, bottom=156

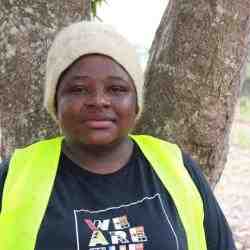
left=44, top=21, right=144, bottom=122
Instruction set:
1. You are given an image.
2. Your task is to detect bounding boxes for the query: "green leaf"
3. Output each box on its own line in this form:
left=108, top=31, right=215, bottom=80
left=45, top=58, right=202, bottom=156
left=91, top=1, right=97, bottom=17
left=91, top=0, right=107, bottom=17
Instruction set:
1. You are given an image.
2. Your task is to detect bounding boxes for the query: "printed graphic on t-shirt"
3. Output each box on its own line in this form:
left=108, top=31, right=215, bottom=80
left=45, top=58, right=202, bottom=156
left=74, top=194, right=179, bottom=250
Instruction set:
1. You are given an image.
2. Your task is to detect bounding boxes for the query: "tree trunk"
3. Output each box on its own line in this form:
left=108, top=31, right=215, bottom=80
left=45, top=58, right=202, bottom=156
left=0, top=1, right=90, bottom=159
left=136, top=0, right=250, bottom=186
left=81, top=0, right=92, bottom=20
left=1, top=0, right=250, bottom=187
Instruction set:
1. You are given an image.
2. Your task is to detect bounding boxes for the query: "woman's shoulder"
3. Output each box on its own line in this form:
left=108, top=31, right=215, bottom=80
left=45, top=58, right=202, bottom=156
left=0, top=158, right=9, bottom=181
left=181, top=151, right=236, bottom=249
left=0, top=158, right=10, bottom=210
left=181, top=152, right=210, bottom=191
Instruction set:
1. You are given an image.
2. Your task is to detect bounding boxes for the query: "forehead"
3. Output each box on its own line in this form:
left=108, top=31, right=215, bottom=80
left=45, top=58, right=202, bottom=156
left=60, top=54, right=132, bottom=82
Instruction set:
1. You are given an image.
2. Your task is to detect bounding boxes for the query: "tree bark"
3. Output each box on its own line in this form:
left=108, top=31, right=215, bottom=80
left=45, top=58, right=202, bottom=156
left=136, top=0, right=250, bottom=186
left=81, top=0, right=92, bottom=20
left=0, top=1, right=89, bottom=159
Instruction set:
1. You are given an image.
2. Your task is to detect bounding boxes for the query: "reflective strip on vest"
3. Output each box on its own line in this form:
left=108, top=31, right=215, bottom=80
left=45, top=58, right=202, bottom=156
left=0, top=135, right=207, bottom=250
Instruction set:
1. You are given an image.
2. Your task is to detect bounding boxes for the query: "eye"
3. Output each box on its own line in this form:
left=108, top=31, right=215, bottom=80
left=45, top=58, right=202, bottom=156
left=109, top=85, right=128, bottom=94
left=71, top=85, right=89, bottom=94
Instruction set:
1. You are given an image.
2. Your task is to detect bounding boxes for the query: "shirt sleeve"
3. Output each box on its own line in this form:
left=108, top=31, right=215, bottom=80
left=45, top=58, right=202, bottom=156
left=0, top=159, right=10, bottom=211
left=181, top=152, right=236, bottom=250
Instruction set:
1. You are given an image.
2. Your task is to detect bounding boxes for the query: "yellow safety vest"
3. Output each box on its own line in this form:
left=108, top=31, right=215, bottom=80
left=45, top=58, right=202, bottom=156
left=0, top=135, right=207, bottom=250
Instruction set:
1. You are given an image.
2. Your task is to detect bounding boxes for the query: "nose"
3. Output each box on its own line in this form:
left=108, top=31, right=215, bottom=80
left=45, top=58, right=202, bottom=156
left=84, top=88, right=111, bottom=108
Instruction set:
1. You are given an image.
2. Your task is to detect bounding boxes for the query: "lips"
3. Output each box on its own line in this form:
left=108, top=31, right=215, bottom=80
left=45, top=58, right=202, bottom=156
left=81, top=116, right=116, bottom=129
left=84, top=120, right=114, bottom=129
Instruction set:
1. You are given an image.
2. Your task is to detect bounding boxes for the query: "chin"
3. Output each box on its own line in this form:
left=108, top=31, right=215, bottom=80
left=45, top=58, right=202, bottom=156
left=78, top=132, right=122, bottom=147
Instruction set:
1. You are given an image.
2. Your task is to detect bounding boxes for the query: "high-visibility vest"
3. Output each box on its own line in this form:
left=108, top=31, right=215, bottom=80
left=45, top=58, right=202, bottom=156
left=0, top=135, right=207, bottom=250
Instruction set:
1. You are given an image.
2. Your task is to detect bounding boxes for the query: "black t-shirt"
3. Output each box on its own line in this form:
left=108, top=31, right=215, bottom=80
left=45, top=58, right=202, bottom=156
left=0, top=142, right=236, bottom=250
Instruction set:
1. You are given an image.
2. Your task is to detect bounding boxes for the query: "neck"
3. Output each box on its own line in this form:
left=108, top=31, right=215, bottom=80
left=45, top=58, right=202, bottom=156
left=62, top=137, right=134, bottom=174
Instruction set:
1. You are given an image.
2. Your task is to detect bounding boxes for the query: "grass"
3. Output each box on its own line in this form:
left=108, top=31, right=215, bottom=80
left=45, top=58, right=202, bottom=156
left=237, top=130, right=250, bottom=149
left=239, top=96, right=250, bottom=122
left=231, top=96, right=250, bottom=149
left=230, top=125, right=250, bottom=150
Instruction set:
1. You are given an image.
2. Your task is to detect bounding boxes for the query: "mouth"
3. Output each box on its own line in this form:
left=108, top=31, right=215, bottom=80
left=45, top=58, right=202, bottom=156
left=82, top=116, right=116, bottom=129
left=83, top=120, right=115, bottom=129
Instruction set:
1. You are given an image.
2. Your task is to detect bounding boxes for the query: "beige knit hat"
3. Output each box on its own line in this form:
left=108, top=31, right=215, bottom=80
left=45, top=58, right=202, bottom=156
left=44, top=21, right=144, bottom=122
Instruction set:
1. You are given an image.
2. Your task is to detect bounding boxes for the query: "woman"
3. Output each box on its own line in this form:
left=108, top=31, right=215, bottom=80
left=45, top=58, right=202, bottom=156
left=0, top=21, right=235, bottom=250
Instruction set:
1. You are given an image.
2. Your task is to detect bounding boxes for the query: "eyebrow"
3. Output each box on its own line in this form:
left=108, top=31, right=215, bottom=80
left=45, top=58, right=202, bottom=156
left=71, top=75, right=128, bottom=82
left=71, top=75, right=90, bottom=80
left=106, top=76, right=129, bottom=83
left=106, top=76, right=123, bottom=80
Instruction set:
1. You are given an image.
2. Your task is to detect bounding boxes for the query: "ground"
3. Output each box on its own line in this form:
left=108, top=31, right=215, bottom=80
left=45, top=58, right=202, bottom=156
left=215, top=119, right=250, bottom=250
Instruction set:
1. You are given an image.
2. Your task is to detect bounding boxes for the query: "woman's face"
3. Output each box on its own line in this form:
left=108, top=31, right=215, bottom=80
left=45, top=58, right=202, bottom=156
left=56, top=54, right=138, bottom=146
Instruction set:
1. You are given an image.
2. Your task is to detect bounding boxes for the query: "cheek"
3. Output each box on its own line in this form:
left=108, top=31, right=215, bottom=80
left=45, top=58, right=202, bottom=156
left=57, top=97, right=81, bottom=124
left=117, top=97, right=137, bottom=126
left=127, top=95, right=138, bottom=116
